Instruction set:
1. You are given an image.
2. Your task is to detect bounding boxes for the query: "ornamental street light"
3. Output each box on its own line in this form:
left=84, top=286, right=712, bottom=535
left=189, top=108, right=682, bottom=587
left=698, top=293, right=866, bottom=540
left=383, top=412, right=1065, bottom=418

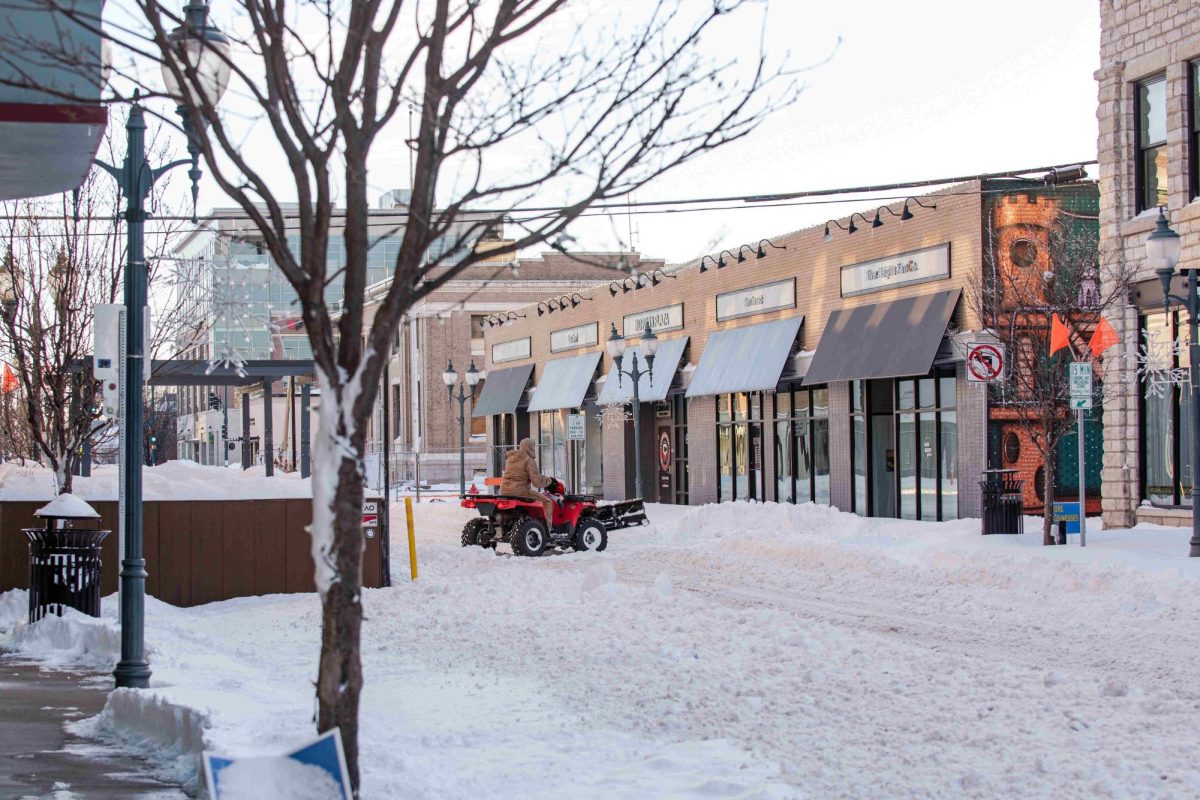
left=443, top=359, right=481, bottom=495
left=606, top=321, right=658, bottom=499
left=99, top=0, right=230, bottom=689
left=1149, top=207, right=1197, bottom=557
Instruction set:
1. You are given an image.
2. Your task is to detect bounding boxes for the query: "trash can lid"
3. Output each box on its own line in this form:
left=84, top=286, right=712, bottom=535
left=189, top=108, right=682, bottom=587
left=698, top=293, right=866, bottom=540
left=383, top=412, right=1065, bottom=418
left=35, top=493, right=100, bottom=520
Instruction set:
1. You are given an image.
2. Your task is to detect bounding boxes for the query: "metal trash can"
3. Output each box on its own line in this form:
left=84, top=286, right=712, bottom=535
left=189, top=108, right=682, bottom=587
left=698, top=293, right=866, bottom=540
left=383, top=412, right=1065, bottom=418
left=979, top=468, right=1025, bottom=535
left=24, top=495, right=108, bottom=623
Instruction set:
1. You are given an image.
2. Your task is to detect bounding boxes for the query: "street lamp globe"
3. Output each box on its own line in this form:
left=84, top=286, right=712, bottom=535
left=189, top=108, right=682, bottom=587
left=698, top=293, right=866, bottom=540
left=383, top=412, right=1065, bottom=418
left=1147, top=207, right=1183, bottom=272
left=638, top=322, right=659, bottom=358
left=161, top=0, right=232, bottom=107
left=442, top=360, right=457, bottom=387
left=606, top=323, right=626, bottom=360
left=466, top=360, right=481, bottom=387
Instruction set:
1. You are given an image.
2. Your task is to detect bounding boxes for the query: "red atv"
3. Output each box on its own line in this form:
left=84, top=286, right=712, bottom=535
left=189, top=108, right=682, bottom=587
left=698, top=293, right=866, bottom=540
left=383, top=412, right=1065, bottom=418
left=460, top=482, right=608, bottom=557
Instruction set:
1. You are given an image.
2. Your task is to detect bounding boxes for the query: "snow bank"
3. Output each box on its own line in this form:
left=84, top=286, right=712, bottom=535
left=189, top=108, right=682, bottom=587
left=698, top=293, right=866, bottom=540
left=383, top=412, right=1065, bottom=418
left=5, top=607, right=121, bottom=670
left=0, top=588, right=27, bottom=634
left=34, top=492, right=99, bottom=519
left=0, top=460, right=314, bottom=501
left=217, top=756, right=341, bottom=800
left=70, top=689, right=211, bottom=795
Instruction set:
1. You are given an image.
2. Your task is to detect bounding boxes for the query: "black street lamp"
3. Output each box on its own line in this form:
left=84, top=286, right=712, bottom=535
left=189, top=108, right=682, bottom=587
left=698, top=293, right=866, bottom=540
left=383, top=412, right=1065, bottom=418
left=443, top=359, right=481, bottom=495
left=1149, top=207, right=1197, bottom=557
left=97, top=0, right=230, bottom=689
left=605, top=321, right=658, bottom=499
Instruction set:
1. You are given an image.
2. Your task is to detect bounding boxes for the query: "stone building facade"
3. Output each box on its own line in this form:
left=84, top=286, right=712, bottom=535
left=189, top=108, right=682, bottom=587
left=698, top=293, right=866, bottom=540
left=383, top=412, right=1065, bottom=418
left=1097, top=0, right=1200, bottom=527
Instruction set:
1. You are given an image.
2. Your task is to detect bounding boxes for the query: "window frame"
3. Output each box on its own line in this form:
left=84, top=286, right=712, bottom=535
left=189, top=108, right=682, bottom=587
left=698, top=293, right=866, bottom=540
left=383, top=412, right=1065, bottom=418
left=1136, top=72, right=1169, bottom=214
left=1191, top=62, right=1200, bottom=201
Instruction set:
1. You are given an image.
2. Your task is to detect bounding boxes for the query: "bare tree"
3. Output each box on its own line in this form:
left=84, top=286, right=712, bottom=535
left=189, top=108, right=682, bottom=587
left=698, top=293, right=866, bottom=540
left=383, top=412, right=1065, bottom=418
left=0, top=131, right=188, bottom=492
left=22, top=0, right=800, bottom=788
left=968, top=194, right=1134, bottom=545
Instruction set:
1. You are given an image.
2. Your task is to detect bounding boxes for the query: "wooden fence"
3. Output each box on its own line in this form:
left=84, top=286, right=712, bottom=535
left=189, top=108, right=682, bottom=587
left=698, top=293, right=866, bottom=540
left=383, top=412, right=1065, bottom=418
left=0, top=499, right=386, bottom=607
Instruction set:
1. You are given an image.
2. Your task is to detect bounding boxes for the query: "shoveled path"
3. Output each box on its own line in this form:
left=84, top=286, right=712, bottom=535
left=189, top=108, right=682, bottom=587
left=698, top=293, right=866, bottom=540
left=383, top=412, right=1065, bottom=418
left=0, top=656, right=185, bottom=800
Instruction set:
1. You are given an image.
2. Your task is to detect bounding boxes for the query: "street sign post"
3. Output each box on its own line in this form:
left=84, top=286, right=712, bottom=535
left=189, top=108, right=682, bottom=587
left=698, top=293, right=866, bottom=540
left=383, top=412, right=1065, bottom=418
left=1068, top=361, right=1092, bottom=547
left=966, top=342, right=1006, bottom=383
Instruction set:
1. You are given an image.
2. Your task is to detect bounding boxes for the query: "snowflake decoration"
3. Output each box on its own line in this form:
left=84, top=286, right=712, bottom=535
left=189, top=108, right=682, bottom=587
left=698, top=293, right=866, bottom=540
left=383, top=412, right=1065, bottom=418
left=1134, top=339, right=1190, bottom=398
left=598, top=402, right=632, bottom=425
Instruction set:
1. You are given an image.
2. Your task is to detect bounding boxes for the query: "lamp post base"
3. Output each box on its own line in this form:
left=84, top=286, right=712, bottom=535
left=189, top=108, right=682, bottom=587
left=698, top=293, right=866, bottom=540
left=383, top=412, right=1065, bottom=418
left=113, top=661, right=151, bottom=689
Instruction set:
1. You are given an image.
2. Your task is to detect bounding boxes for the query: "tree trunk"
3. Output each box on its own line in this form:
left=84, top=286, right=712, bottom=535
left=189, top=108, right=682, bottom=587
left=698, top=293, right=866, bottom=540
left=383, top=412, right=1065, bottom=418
left=1041, top=453, right=1056, bottom=545
left=311, top=385, right=367, bottom=795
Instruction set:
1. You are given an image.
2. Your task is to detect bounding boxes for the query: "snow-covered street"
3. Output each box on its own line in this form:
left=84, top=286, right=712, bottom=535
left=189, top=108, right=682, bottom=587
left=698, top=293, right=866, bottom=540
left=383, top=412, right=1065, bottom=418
left=5, top=500, right=1200, bottom=798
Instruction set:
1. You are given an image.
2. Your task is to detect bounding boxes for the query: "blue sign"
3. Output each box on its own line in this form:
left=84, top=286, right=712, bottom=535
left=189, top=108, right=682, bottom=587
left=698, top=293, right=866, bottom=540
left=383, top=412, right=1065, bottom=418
left=204, top=728, right=351, bottom=799
left=1052, top=501, right=1081, bottom=534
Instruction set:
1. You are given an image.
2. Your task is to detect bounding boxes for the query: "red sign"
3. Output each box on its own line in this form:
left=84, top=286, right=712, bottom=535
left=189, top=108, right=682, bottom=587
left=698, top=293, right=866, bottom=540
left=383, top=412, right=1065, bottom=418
left=659, top=431, right=672, bottom=473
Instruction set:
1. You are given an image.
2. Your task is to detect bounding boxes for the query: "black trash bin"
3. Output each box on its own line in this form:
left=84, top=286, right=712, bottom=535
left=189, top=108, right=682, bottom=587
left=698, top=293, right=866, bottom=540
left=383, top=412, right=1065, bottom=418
left=979, top=468, right=1025, bottom=535
left=24, top=496, right=109, bottom=623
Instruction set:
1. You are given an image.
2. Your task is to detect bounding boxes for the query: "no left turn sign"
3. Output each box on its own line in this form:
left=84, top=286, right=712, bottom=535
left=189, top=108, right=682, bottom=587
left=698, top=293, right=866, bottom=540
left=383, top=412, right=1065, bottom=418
left=966, top=342, right=1005, bottom=383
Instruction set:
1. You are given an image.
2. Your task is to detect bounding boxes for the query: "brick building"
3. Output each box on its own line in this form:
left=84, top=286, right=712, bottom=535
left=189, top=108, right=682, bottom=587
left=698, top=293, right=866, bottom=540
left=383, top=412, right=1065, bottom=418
left=171, top=193, right=661, bottom=482
left=478, top=179, right=1100, bottom=520
left=1097, top=0, right=1200, bottom=527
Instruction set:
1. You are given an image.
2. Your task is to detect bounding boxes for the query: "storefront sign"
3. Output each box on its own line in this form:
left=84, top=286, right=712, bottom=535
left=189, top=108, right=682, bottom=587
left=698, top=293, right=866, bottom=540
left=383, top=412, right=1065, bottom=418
left=623, top=303, right=684, bottom=337
left=840, top=243, right=950, bottom=297
left=491, top=337, right=531, bottom=364
left=716, top=278, right=796, bottom=322
left=550, top=322, right=598, bottom=353
left=567, top=413, right=586, bottom=440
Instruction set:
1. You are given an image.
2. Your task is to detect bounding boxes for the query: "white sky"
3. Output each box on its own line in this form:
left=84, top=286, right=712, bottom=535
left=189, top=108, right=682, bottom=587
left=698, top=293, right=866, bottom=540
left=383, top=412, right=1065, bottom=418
left=165, top=0, right=1100, bottom=265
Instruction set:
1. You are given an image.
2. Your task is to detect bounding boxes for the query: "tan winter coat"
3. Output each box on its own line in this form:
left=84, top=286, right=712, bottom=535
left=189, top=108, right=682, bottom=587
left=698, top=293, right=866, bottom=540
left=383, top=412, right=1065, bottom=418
left=499, top=438, right=552, bottom=497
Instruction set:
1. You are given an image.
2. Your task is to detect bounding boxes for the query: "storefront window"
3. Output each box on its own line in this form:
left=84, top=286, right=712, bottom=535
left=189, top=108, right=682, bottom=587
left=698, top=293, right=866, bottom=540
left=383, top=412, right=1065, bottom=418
left=852, top=372, right=957, bottom=520
left=1142, top=312, right=1194, bottom=506
left=717, top=392, right=766, bottom=502
left=774, top=385, right=829, bottom=506
left=850, top=381, right=867, bottom=514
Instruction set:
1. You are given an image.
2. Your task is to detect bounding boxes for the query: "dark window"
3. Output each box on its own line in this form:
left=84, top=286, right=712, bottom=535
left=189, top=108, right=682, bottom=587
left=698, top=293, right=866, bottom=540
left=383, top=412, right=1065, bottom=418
left=1192, top=63, right=1200, bottom=200
left=672, top=394, right=689, bottom=505
left=1010, top=240, right=1038, bottom=269
left=850, top=380, right=867, bottom=513
left=1002, top=432, right=1021, bottom=465
left=1137, top=74, right=1168, bottom=213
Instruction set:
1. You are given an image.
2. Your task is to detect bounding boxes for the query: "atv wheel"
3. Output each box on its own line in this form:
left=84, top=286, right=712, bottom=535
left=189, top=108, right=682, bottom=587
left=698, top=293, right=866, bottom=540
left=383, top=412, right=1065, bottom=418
left=510, top=516, right=548, bottom=557
left=461, top=519, right=489, bottom=548
left=573, top=517, right=608, bottom=552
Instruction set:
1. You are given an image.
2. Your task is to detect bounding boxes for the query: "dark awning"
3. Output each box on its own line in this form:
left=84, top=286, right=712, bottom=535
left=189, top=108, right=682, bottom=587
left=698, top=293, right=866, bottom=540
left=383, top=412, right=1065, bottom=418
left=685, top=315, right=803, bottom=397
left=803, top=288, right=960, bottom=384
left=597, top=336, right=689, bottom=405
left=527, top=352, right=602, bottom=412
left=472, top=363, right=534, bottom=417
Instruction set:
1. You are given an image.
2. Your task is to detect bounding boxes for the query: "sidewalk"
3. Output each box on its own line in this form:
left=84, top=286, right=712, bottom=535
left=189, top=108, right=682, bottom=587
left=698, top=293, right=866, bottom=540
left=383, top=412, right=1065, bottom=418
left=0, top=656, right=185, bottom=800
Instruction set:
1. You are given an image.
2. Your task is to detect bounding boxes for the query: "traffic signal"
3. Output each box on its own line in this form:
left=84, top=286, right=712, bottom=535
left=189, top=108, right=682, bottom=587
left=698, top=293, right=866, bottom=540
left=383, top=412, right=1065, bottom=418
left=208, top=392, right=221, bottom=410
left=147, top=429, right=159, bottom=465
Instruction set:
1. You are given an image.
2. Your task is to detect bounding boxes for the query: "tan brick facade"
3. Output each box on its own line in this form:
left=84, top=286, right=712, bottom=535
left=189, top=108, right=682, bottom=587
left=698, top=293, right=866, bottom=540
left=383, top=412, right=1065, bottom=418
left=482, top=184, right=1003, bottom=515
left=1097, top=0, right=1200, bottom=526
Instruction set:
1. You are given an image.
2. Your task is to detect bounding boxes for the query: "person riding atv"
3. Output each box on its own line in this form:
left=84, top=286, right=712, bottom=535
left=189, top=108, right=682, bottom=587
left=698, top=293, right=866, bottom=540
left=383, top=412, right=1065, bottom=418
left=499, top=438, right=564, bottom=524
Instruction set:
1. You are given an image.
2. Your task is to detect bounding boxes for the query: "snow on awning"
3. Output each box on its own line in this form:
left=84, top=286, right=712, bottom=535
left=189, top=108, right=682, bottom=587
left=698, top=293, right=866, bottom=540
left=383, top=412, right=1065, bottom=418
left=526, top=352, right=602, bottom=412
left=597, top=336, right=688, bottom=405
left=686, top=316, right=803, bottom=398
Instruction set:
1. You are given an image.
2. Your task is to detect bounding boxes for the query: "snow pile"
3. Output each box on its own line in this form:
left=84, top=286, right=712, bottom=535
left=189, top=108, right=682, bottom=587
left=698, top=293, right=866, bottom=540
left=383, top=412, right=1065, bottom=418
left=5, top=606, right=121, bottom=670
left=70, top=688, right=212, bottom=795
left=0, top=588, right=27, bottom=634
left=216, top=757, right=342, bottom=800
left=34, top=492, right=99, bottom=519
left=0, top=460, right=314, bottom=502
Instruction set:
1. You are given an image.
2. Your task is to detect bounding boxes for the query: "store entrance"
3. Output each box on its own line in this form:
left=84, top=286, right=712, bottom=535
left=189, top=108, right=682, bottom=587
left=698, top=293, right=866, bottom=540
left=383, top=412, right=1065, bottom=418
left=869, top=379, right=896, bottom=517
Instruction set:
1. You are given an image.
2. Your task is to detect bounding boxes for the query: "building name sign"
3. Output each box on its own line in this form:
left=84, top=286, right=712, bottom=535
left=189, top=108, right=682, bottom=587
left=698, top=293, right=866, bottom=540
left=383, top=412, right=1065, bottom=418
left=716, top=278, right=796, bottom=322
left=491, top=337, right=531, bottom=364
left=550, top=322, right=598, bottom=353
left=623, top=303, right=684, bottom=338
left=840, top=243, right=951, bottom=297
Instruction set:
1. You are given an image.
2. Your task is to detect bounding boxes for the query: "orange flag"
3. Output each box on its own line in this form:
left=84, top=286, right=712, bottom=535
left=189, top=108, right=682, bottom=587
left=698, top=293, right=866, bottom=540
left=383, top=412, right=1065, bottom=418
left=1, top=363, right=17, bottom=394
left=1049, top=313, right=1071, bottom=355
left=1089, top=316, right=1120, bottom=357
